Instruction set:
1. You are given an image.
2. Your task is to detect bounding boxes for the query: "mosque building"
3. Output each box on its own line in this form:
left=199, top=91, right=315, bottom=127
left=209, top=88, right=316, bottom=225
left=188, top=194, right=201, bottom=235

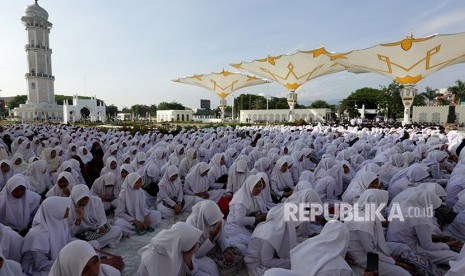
left=12, top=1, right=106, bottom=123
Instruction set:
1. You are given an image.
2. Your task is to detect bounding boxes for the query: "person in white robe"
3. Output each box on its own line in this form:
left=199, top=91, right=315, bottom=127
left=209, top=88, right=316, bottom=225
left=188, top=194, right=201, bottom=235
left=445, top=246, right=465, bottom=276
left=24, top=159, right=51, bottom=196
left=100, top=157, right=120, bottom=176
left=10, top=153, right=28, bottom=173
left=46, top=171, right=76, bottom=198
left=0, top=160, right=17, bottom=191
left=130, top=152, right=147, bottom=174
left=68, top=184, right=123, bottom=249
left=0, top=222, right=23, bottom=263
left=342, top=171, right=380, bottom=204
left=186, top=200, right=231, bottom=276
left=21, top=196, right=74, bottom=276
left=156, top=165, right=194, bottom=218
left=179, top=148, right=198, bottom=182
left=184, top=162, right=225, bottom=203
left=345, top=189, right=411, bottom=276
left=388, top=163, right=429, bottom=200
left=378, top=153, right=405, bottom=188
left=208, top=153, right=228, bottom=188
left=225, top=174, right=267, bottom=253
left=270, top=158, right=294, bottom=201
left=290, top=220, right=353, bottom=276
left=41, top=148, right=62, bottom=174
left=114, top=172, right=161, bottom=236
left=226, top=159, right=250, bottom=194
left=245, top=204, right=301, bottom=276
left=137, top=222, right=205, bottom=276
left=0, top=174, right=40, bottom=236
left=114, top=164, right=134, bottom=202
left=49, top=240, right=120, bottom=276
left=77, top=146, right=93, bottom=164
left=256, top=172, right=276, bottom=210
left=284, top=189, right=323, bottom=239
left=0, top=250, right=22, bottom=276
left=15, top=140, right=36, bottom=161
left=387, top=190, right=459, bottom=265
left=91, top=172, right=118, bottom=211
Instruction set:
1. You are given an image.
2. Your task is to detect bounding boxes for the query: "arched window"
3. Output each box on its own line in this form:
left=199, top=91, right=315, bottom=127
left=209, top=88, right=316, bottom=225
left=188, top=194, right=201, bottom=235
left=31, top=82, right=36, bottom=89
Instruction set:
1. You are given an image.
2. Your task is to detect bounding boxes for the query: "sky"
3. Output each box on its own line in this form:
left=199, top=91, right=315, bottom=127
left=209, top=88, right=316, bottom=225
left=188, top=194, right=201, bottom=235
left=1, top=0, right=465, bottom=110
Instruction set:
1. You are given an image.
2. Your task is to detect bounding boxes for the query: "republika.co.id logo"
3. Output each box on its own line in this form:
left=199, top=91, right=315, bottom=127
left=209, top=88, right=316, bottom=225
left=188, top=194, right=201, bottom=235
left=283, top=202, right=434, bottom=222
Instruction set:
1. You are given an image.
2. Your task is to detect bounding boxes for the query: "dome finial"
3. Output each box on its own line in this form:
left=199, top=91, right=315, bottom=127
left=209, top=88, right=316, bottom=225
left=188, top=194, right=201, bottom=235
left=35, top=0, right=38, bottom=4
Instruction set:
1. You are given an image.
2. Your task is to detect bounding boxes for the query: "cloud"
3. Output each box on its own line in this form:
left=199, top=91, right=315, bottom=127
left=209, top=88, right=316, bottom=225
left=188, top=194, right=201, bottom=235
left=413, top=9, right=465, bottom=35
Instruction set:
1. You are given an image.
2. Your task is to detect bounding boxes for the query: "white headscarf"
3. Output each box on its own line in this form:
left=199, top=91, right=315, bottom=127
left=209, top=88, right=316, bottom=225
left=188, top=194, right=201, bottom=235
left=77, top=146, right=92, bottom=164
left=0, top=174, right=40, bottom=231
left=0, top=249, right=22, bottom=276
left=0, top=160, right=17, bottom=190
left=22, top=196, right=72, bottom=260
left=24, top=159, right=49, bottom=194
left=49, top=240, right=102, bottom=276
left=41, top=148, right=61, bottom=172
left=119, top=172, right=147, bottom=221
left=228, top=159, right=250, bottom=193
left=229, top=174, right=266, bottom=214
left=138, top=222, right=202, bottom=276
left=290, top=220, right=351, bottom=275
left=208, top=153, right=227, bottom=182
left=10, top=153, right=28, bottom=173
left=270, top=158, right=293, bottom=192
left=91, top=172, right=117, bottom=198
left=389, top=190, right=442, bottom=234
left=68, top=184, right=105, bottom=231
left=157, top=165, right=182, bottom=202
left=186, top=200, right=224, bottom=244
left=345, top=189, right=390, bottom=256
left=251, top=204, right=300, bottom=258
left=46, top=171, right=76, bottom=198
left=184, top=162, right=210, bottom=195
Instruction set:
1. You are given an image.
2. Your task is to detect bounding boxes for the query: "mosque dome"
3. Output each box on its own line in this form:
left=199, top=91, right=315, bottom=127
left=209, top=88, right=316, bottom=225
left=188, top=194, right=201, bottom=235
left=25, top=1, right=49, bottom=20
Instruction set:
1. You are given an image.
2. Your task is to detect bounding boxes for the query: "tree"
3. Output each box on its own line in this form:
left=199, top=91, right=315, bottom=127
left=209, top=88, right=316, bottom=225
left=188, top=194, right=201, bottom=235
left=310, top=100, right=330, bottom=109
left=106, top=105, right=118, bottom=118
left=412, top=93, right=426, bottom=106
left=449, top=79, right=465, bottom=105
left=379, top=82, right=404, bottom=119
left=8, top=95, right=27, bottom=110
left=157, top=102, right=186, bottom=110
left=121, top=107, right=131, bottom=113
left=421, top=86, right=439, bottom=106
left=340, top=87, right=386, bottom=117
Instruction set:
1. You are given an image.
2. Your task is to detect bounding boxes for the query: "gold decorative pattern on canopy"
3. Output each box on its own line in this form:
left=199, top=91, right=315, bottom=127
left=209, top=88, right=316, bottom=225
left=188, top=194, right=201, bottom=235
left=230, top=47, right=345, bottom=91
left=173, top=70, right=268, bottom=99
left=330, top=32, right=465, bottom=84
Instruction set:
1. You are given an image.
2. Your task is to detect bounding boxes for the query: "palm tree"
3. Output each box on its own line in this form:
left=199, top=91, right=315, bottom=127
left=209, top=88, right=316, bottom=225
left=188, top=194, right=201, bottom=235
left=421, top=86, right=439, bottom=106
left=449, top=80, right=465, bottom=105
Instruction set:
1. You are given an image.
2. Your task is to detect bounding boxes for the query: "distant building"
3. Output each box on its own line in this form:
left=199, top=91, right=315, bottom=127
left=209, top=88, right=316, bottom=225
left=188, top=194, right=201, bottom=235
left=63, top=95, right=106, bottom=123
left=239, top=108, right=331, bottom=123
left=200, top=99, right=211, bottom=109
left=412, top=105, right=465, bottom=124
left=157, top=110, right=193, bottom=122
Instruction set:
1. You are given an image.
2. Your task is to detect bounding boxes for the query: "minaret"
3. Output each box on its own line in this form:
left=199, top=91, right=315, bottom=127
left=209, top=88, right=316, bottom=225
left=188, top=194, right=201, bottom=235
left=22, top=0, right=55, bottom=105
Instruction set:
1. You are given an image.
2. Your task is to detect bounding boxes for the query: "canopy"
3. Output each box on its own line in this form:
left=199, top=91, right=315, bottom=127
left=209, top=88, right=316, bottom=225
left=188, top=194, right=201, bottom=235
left=230, top=47, right=345, bottom=91
left=330, top=32, right=465, bottom=84
left=173, top=70, right=268, bottom=99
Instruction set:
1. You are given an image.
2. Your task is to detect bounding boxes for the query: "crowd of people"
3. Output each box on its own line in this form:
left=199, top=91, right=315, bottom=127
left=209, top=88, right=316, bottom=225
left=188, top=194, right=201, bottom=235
left=0, top=122, right=465, bottom=276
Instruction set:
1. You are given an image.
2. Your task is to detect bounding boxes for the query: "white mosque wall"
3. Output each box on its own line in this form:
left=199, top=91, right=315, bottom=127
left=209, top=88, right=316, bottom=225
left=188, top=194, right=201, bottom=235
left=412, top=105, right=465, bottom=124
left=63, top=95, right=106, bottom=124
left=156, top=110, right=193, bottom=122
left=239, top=108, right=330, bottom=123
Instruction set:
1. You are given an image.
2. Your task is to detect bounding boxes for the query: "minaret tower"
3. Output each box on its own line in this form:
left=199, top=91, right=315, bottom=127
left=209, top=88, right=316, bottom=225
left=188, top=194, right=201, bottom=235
left=22, top=0, right=55, bottom=105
